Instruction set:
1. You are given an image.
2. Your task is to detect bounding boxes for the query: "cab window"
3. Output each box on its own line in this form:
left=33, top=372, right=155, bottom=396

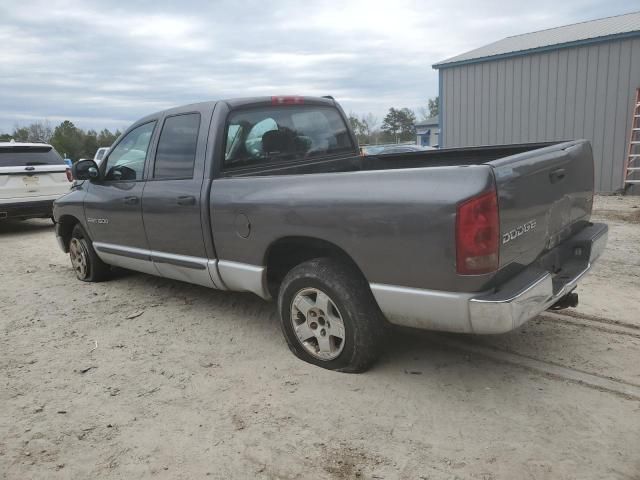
left=224, top=106, right=353, bottom=167
left=154, top=113, right=200, bottom=179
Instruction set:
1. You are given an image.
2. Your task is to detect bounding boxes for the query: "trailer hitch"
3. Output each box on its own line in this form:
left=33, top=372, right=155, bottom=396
left=549, top=291, right=579, bottom=310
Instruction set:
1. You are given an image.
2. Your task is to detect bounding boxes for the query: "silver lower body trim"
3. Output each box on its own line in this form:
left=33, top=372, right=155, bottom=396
left=217, top=260, right=270, bottom=300
left=372, top=223, right=608, bottom=335
left=93, top=242, right=161, bottom=277
left=370, top=283, right=476, bottom=333
left=152, top=251, right=219, bottom=289
left=208, top=260, right=227, bottom=291
left=91, top=242, right=266, bottom=295
left=93, top=242, right=223, bottom=288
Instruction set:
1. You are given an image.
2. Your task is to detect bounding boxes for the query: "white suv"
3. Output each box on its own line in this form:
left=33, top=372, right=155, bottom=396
left=94, top=147, right=109, bottom=166
left=0, top=141, right=72, bottom=220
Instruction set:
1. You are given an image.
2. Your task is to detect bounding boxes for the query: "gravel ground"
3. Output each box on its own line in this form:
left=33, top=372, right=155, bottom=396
left=1, top=196, right=639, bottom=480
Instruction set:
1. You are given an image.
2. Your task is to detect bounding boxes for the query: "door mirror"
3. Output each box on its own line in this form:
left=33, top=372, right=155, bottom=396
left=72, top=159, right=100, bottom=181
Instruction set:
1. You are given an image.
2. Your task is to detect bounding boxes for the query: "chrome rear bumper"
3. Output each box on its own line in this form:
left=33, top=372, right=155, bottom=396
left=469, top=223, right=607, bottom=333
left=371, top=223, right=608, bottom=334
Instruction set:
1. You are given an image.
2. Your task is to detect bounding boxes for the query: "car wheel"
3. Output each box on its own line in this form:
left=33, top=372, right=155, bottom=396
left=278, top=257, right=386, bottom=373
left=69, top=224, right=110, bottom=282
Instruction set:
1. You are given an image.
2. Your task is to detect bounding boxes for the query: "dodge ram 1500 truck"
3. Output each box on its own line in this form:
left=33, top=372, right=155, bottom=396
left=53, top=96, right=608, bottom=372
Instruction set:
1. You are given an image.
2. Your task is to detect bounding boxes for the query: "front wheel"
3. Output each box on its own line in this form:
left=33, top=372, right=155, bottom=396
left=277, top=257, right=386, bottom=373
left=69, top=224, right=110, bottom=282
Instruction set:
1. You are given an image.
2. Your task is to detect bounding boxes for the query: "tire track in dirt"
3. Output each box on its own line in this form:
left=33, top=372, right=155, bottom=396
left=539, top=312, right=640, bottom=339
left=430, top=335, right=640, bottom=401
left=547, top=309, right=640, bottom=330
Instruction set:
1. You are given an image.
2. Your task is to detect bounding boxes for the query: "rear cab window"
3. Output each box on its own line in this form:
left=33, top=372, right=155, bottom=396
left=0, top=146, right=65, bottom=167
left=224, top=105, right=353, bottom=168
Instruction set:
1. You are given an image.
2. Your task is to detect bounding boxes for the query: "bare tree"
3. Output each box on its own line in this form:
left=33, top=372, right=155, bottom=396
left=417, top=106, right=430, bottom=122
left=12, top=121, right=53, bottom=143
left=363, top=113, right=378, bottom=136
left=27, top=120, right=53, bottom=142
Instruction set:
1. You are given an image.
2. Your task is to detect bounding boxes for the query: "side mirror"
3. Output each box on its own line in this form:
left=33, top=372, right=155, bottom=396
left=72, top=159, right=100, bottom=181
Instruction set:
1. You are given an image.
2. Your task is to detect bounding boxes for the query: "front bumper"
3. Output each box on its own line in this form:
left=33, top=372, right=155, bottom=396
left=370, top=223, right=608, bottom=334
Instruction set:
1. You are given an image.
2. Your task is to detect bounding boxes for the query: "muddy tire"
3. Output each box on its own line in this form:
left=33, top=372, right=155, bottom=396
left=278, top=257, right=386, bottom=373
left=69, top=224, right=110, bottom=282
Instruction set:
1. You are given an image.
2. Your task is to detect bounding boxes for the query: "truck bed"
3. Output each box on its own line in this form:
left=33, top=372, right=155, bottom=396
left=361, top=141, right=559, bottom=170
left=223, top=141, right=560, bottom=177
left=214, top=139, right=594, bottom=296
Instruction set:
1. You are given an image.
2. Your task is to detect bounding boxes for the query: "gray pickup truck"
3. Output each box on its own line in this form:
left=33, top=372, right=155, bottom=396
left=53, top=96, right=608, bottom=372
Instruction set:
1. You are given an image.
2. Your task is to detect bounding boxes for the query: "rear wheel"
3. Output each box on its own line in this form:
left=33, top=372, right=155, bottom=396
left=69, top=224, right=110, bottom=282
left=278, top=257, right=386, bottom=373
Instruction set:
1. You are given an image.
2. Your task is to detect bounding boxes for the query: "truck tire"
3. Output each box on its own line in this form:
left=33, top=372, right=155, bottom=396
left=278, top=257, right=386, bottom=373
left=69, top=224, right=110, bottom=282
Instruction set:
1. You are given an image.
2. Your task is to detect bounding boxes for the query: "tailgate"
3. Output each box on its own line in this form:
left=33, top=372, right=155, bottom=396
left=490, top=140, right=594, bottom=270
left=0, top=165, right=69, bottom=200
left=0, top=145, right=70, bottom=201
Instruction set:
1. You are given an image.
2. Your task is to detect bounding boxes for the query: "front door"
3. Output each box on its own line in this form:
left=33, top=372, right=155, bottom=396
left=141, top=110, right=215, bottom=287
left=84, top=120, right=158, bottom=275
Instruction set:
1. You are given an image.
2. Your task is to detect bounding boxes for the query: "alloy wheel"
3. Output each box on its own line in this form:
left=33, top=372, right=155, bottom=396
left=290, top=287, right=346, bottom=360
left=69, top=237, right=89, bottom=279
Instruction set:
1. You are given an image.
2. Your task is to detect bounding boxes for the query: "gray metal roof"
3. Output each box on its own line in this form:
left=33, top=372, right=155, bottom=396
left=416, top=116, right=439, bottom=127
left=434, top=11, right=640, bottom=68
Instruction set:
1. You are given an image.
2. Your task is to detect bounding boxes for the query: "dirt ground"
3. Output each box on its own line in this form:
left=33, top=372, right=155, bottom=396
left=1, top=195, right=639, bottom=480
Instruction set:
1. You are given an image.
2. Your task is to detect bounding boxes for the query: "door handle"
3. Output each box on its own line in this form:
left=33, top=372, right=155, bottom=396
left=123, top=196, right=139, bottom=205
left=177, top=195, right=196, bottom=206
left=549, top=168, right=566, bottom=184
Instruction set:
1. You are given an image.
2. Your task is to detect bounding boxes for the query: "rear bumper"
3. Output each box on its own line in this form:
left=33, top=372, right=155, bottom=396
left=0, top=199, right=55, bottom=220
left=468, top=223, right=608, bottom=333
left=371, top=223, right=608, bottom=334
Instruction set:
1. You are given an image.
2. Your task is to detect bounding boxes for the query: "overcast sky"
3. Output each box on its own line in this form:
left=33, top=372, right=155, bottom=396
left=1, top=0, right=637, bottom=132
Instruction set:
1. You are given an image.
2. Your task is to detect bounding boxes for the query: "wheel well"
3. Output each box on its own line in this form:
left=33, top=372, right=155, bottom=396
left=265, top=237, right=366, bottom=298
left=57, top=215, right=81, bottom=251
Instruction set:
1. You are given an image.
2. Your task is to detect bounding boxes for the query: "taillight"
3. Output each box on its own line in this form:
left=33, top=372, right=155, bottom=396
left=65, top=168, right=73, bottom=182
left=271, top=96, right=304, bottom=105
left=456, top=190, right=499, bottom=275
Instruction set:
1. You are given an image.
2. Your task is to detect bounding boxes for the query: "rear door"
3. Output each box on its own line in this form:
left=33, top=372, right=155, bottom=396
left=141, top=106, right=216, bottom=287
left=491, top=140, right=594, bottom=271
left=0, top=145, right=69, bottom=201
left=84, top=121, right=157, bottom=274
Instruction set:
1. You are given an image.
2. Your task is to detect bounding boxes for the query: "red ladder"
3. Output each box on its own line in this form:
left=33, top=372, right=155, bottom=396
left=623, top=88, right=640, bottom=190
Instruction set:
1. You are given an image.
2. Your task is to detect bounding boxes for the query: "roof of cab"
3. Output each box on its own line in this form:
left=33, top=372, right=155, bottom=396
left=222, top=95, right=336, bottom=109
left=134, top=96, right=337, bottom=125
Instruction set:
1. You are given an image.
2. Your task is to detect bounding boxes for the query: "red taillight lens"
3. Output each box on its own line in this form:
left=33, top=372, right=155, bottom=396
left=271, top=96, right=304, bottom=105
left=456, top=190, right=499, bottom=275
left=65, top=168, right=73, bottom=182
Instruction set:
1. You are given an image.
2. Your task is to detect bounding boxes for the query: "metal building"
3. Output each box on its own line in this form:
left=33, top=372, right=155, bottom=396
left=415, top=116, right=440, bottom=147
left=433, top=11, right=640, bottom=193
